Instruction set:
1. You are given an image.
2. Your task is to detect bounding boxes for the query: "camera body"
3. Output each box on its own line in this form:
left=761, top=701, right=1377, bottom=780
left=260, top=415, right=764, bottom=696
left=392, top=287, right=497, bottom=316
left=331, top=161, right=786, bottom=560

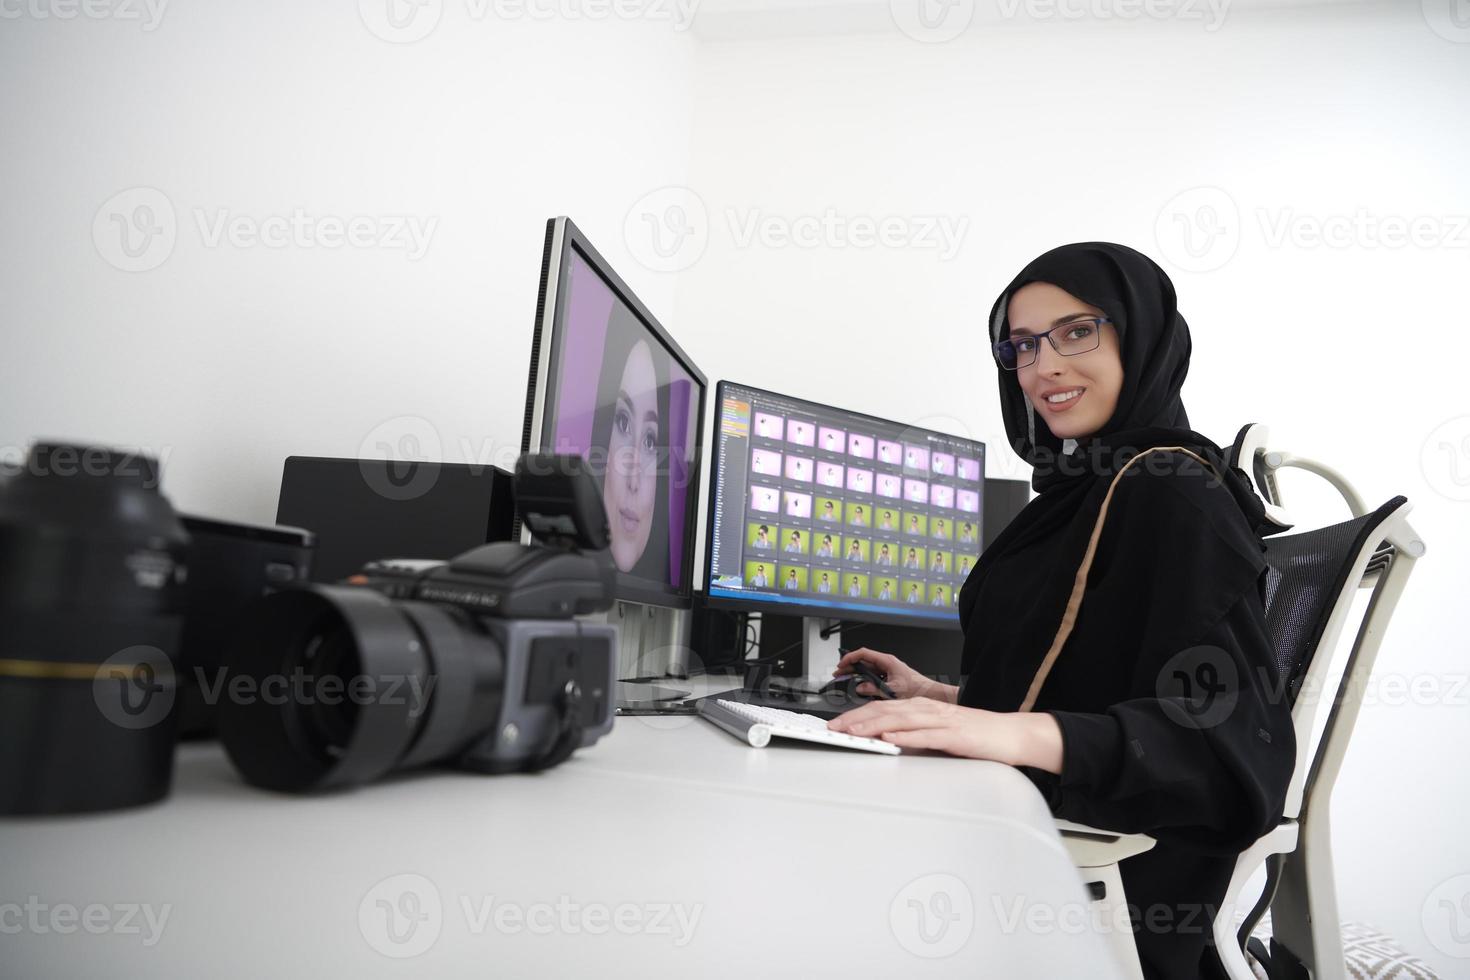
left=217, top=452, right=624, bottom=792
left=346, top=548, right=618, bottom=774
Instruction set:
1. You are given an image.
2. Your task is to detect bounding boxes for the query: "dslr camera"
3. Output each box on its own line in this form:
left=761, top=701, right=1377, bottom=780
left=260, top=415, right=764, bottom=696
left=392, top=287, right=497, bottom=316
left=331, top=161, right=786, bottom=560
left=217, top=452, right=620, bottom=793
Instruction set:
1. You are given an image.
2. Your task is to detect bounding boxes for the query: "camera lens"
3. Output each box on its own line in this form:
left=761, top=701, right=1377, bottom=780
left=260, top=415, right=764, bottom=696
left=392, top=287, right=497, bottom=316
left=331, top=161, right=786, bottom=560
left=216, top=586, right=504, bottom=793
left=0, top=443, right=189, bottom=815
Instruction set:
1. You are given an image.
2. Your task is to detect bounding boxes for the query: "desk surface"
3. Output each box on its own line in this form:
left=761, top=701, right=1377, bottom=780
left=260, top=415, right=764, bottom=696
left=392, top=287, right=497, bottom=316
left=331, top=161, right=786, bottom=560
left=1, top=716, right=1124, bottom=979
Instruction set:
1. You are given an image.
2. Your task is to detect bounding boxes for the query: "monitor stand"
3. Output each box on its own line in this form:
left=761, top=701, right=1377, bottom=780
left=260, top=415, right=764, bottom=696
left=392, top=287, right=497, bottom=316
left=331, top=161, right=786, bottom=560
left=605, top=601, right=693, bottom=708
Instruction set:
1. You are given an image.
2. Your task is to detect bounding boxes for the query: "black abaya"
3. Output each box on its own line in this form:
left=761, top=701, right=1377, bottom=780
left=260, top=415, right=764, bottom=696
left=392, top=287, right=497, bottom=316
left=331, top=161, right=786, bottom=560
left=956, top=243, right=1296, bottom=980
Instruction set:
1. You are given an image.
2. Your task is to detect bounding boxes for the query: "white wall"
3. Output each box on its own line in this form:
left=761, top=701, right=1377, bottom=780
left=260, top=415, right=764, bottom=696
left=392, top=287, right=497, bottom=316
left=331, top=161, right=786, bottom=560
left=0, top=0, right=698, bottom=522
left=669, top=3, right=1470, bottom=973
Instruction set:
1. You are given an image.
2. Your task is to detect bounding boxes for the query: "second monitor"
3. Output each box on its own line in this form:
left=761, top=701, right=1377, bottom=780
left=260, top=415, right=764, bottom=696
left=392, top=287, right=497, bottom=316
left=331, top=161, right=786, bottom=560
left=703, top=381, right=984, bottom=629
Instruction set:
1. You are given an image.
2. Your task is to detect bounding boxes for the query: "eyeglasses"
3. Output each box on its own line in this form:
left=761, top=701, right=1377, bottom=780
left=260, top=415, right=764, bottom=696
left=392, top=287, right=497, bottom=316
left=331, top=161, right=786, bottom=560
left=993, top=316, right=1111, bottom=371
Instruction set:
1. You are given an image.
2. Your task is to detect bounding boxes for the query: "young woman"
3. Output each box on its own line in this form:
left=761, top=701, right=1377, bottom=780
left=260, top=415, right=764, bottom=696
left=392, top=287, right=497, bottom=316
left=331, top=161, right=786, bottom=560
left=829, top=242, right=1295, bottom=980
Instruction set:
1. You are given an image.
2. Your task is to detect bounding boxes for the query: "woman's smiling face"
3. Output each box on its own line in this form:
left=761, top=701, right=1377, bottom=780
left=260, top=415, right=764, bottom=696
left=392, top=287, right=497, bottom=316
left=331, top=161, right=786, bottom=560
left=1007, top=281, right=1124, bottom=442
left=603, top=339, right=659, bottom=572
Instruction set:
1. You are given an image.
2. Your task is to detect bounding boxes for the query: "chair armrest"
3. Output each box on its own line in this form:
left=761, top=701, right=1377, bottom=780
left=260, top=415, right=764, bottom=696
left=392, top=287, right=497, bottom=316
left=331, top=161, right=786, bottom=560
left=1054, top=818, right=1158, bottom=868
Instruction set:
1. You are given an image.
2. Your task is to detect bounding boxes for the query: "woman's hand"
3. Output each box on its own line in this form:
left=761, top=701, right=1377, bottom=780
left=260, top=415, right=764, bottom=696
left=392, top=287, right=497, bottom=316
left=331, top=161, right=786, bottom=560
left=827, top=698, right=1064, bottom=772
left=832, top=647, right=957, bottom=702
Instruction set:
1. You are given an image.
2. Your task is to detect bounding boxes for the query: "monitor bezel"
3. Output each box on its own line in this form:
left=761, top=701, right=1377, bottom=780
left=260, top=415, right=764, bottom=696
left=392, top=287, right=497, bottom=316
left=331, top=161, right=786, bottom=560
left=520, top=216, right=707, bottom=611
left=700, top=379, right=983, bottom=631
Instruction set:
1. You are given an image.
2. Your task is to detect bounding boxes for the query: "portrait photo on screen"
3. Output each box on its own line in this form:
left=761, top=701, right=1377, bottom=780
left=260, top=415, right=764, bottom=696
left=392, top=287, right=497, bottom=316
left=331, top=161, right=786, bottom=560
left=751, top=448, right=782, bottom=476
left=904, top=479, right=929, bottom=504
left=744, top=560, right=773, bottom=588
left=957, top=457, right=981, bottom=481
left=957, top=489, right=980, bottom=513
left=787, top=420, right=816, bottom=446
left=931, top=452, right=954, bottom=476
left=819, top=427, right=846, bottom=453
left=754, top=412, right=785, bottom=441
left=846, top=468, right=873, bottom=494
left=877, top=440, right=901, bottom=465
left=932, top=484, right=955, bottom=509
left=816, top=496, right=841, bottom=522
left=748, top=522, right=777, bottom=551
left=550, top=252, right=697, bottom=588
left=816, top=461, right=845, bottom=488
left=785, top=455, right=814, bottom=482
left=876, top=474, right=901, bottom=498
left=784, top=491, right=813, bottom=518
left=751, top=485, right=781, bottom=513
left=903, top=445, right=930, bottom=471
left=848, top=434, right=875, bottom=459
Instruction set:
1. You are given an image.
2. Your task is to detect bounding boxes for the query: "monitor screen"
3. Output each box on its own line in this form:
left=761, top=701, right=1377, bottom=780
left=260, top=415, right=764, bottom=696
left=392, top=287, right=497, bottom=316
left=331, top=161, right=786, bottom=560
left=703, top=381, right=984, bottom=628
left=522, top=218, right=705, bottom=608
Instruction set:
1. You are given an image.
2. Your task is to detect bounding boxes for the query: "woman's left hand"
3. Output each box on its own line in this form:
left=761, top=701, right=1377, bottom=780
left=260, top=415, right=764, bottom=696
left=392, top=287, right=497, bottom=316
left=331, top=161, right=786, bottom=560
left=828, top=697, right=1063, bottom=772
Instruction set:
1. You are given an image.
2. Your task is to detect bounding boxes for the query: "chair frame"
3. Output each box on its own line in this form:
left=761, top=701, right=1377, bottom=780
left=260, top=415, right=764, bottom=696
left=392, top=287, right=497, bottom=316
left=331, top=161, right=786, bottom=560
left=1052, top=423, right=1426, bottom=980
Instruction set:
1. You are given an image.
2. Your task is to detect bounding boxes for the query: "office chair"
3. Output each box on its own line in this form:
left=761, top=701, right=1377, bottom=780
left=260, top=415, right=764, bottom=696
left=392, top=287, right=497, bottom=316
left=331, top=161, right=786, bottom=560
left=1052, top=423, right=1426, bottom=980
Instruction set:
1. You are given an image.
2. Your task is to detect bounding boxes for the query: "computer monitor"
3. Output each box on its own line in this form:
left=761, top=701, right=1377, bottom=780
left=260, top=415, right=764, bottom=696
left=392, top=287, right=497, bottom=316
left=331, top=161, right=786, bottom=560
left=520, top=217, right=707, bottom=610
left=703, top=381, right=985, bottom=629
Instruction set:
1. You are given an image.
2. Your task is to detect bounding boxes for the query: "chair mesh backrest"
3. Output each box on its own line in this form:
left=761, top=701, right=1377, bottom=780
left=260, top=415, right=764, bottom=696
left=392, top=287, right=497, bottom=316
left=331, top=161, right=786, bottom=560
left=1260, top=496, right=1407, bottom=706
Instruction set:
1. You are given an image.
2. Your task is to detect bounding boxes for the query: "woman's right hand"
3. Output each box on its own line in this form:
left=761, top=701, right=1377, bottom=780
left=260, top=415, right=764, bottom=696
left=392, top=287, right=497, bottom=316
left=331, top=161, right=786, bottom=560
left=832, top=647, right=956, bottom=702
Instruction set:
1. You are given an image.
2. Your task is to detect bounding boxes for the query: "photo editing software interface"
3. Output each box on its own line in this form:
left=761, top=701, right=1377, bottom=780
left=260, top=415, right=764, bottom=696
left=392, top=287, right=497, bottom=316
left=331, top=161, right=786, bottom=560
left=706, top=382, right=985, bottom=624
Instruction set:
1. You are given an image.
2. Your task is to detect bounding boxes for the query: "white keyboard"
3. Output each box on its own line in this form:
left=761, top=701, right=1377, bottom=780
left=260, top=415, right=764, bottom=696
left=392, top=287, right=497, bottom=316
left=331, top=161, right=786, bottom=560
left=697, top=698, right=901, bottom=755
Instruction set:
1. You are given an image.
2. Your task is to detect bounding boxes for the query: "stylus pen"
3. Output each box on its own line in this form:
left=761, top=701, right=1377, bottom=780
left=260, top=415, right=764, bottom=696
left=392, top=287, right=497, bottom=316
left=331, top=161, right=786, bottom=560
left=835, top=646, right=898, bottom=700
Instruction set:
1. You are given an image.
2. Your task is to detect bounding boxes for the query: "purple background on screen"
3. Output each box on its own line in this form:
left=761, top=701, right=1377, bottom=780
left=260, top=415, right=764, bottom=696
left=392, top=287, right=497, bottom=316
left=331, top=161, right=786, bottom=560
left=551, top=252, right=696, bottom=588
left=932, top=485, right=955, bottom=508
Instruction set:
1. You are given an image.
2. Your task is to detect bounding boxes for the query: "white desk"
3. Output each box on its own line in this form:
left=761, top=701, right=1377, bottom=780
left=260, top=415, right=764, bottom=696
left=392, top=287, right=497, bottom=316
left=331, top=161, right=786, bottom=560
left=1, top=716, right=1124, bottom=979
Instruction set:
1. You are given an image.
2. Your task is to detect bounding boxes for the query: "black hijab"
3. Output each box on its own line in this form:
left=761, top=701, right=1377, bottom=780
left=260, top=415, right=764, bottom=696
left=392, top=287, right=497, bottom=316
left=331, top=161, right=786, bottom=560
left=957, top=242, right=1274, bottom=700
